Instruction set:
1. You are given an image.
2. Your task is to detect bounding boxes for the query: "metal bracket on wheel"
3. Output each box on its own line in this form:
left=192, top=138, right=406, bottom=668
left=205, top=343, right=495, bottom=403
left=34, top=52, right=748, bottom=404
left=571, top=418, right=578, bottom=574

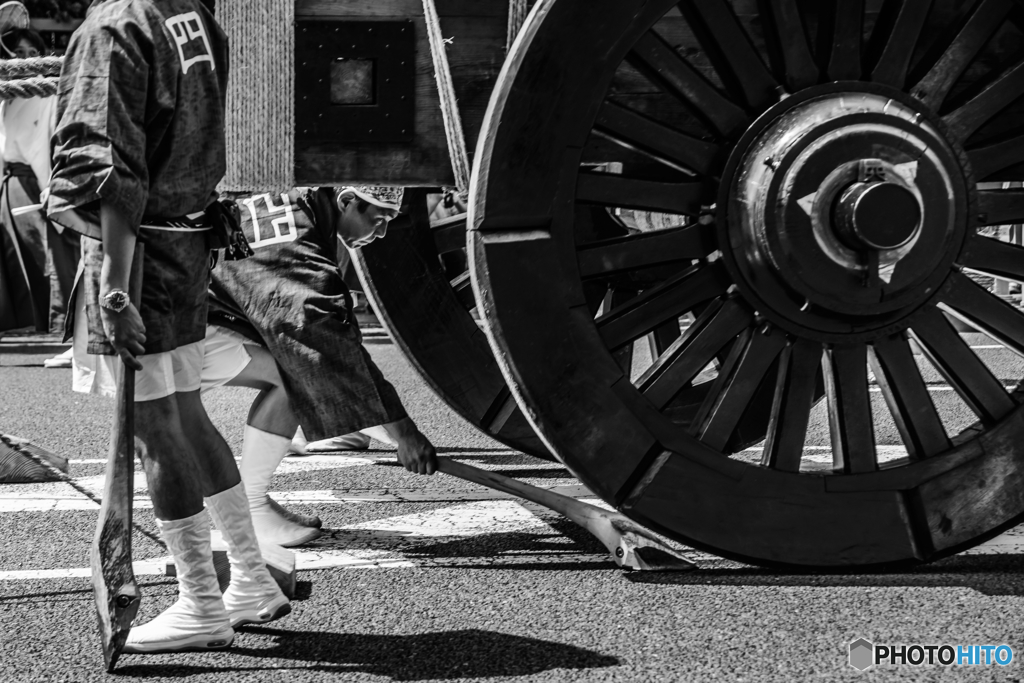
left=438, top=457, right=695, bottom=571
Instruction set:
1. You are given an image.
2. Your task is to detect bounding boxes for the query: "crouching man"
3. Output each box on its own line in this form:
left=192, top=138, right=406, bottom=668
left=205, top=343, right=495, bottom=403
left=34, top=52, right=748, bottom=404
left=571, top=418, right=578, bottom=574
left=200, top=186, right=438, bottom=547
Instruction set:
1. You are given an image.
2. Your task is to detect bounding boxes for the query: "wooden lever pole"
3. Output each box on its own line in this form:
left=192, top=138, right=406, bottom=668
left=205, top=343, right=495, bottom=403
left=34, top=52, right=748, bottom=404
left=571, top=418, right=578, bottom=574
left=437, top=457, right=695, bottom=571
left=91, top=243, right=144, bottom=672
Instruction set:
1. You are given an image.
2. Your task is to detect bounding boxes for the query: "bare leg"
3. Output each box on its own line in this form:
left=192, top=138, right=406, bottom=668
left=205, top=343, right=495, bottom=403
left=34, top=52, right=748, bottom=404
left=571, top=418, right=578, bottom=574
left=174, top=389, right=241, bottom=497
left=228, top=344, right=298, bottom=438
left=225, top=344, right=320, bottom=544
left=134, top=395, right=208, bottom=520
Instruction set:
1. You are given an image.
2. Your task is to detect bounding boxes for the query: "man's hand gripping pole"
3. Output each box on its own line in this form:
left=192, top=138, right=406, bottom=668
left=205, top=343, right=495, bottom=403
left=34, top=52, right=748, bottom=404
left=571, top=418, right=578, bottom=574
left=91, top=243, right=144, bottom=672
left=437, top=457, right=696, bottom=571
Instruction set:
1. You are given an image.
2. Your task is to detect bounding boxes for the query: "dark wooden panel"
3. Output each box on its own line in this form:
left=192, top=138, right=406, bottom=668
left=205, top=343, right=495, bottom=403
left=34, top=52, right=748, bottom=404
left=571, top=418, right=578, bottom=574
left=294, top=6, right=515, bottom=185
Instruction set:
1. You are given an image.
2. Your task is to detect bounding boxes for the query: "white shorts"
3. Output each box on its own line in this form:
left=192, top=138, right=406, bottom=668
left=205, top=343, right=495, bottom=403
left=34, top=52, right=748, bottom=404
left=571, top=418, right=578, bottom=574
left=199, top=324, right=254, bottom=392
left=72, top=323, right=254, bottom=401
left=71, top=288, right=207, bottom=401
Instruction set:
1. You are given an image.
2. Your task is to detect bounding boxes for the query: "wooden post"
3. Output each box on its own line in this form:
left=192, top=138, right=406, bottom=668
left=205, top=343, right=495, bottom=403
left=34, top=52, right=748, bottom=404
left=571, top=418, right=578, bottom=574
left=91, top=243, right=144, bottom=672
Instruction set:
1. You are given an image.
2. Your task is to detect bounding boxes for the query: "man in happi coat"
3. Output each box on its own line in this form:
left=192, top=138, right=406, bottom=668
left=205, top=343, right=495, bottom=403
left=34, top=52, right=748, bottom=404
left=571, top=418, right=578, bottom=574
left=46, top=0, right=287, bottom=654
left=199, top=185, right=438, bottom=547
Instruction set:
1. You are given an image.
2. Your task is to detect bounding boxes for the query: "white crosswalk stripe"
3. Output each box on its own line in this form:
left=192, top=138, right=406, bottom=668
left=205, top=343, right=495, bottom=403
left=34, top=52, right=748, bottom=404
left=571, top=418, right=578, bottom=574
left=2, top=441, right=1024, bottom=581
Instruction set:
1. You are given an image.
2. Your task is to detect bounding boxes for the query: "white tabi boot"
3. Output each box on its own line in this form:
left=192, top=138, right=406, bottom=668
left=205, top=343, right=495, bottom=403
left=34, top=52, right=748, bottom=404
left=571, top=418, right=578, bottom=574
left=206, top=483, right=292, bottom=628
left=290, top=425, right=373, bottom=453
left=124, top=510, right=234, bottom=654
left=241, top=425, right=321, bottom=547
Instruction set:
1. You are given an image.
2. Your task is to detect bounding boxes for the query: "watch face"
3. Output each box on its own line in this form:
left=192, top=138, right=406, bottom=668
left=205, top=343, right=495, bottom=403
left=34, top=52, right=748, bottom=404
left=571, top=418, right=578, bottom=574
left=103, top=291, right=128, bottom=312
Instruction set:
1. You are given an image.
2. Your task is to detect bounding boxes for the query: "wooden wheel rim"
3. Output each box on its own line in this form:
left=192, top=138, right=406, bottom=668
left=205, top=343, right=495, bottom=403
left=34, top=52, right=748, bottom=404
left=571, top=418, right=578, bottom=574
left=470, top=0, right=1024, bottom=567
left=353, top=190, right=553, bottom=460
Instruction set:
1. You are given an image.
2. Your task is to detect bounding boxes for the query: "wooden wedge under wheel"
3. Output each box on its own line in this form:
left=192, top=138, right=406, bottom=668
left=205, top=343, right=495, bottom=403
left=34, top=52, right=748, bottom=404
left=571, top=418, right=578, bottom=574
left=354, top=189, right=552, bottom=459
left=470, top=0, right=1024, bottom=567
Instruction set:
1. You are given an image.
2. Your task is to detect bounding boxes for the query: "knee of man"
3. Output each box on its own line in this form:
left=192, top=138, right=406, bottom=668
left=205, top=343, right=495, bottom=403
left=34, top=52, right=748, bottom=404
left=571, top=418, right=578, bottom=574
left=241, top=344, right=285, bottom=388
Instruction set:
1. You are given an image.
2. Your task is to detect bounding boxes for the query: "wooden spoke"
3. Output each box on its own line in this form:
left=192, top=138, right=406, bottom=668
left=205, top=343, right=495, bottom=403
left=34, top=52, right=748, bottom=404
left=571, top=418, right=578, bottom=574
left=909, top=305, right=1014, bottom=424
left=482, top=386, right=519, bottom=433
left=583, top=281, right=610, bottom=317
left=761, top=338, right=822, bottom=473
left=978, top=188, right=1024, bottom=225
left=648, top=319, right=682, bottom=356
left=627, top=29, right=750, bottom=138
left=679, top=0, right=779, bottom=111
left=593, top=101, right=722, bottom=176
left=944, top=58, right=1024, bottom=141
left=606, top=288, right=638, bottom=374
left=693, top=326, right=788, bottom=451
left=823, top=0, right=865, bottom=82
left=762, top=0, right=819, bottom=91
left=450, top=271, right=476, bottom=310
left=942, top=269, right=1024, bottom=356
left=577, top=224, right=715, bottom=279
left=869, top=333, right=950, bottom=460
left=596, top=261, right=732, bottom=351
left=431, top=213, right=467, bottom=255
left=968, top=133, right=1024, bottom=180
left=911, top=0, right=1015, bottom=111
left=959, top=233, right=1024, bottom=282
left=823, top=344, right=876, bottom=474
left=576, top=171, right=704, bottom=216
left=637, top=297, right=753, bottom=410
left=870, top=0, right=934, bottom=89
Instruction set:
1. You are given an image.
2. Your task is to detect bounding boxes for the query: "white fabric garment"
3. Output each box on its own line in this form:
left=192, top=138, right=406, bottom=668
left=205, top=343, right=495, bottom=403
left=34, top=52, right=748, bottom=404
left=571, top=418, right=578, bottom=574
left=0, top=95, right=56, bottom=189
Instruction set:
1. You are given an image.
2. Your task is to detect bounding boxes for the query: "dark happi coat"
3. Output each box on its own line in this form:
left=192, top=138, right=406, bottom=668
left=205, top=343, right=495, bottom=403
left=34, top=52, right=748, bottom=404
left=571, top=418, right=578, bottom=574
left=46, top=0, right=230, bottom=354
left=209, top=187, right=408, bottom=440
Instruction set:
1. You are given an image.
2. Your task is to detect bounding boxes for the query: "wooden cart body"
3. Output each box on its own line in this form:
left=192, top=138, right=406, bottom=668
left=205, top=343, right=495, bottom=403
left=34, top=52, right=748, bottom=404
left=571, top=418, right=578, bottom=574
left=224, top=0, right=1024, bottom=568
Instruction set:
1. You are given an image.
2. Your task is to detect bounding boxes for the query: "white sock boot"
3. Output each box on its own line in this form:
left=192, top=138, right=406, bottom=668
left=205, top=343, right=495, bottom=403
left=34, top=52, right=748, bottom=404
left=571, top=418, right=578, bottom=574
left=124, top=510, right=234, bottom=654
left=305, top=432, right=372, bottom=452
left=361, top=425, right=395, bottom=446
left=240, top=425, right=321, bottom=546
left=289, top=425, right=310, bottom=455
left=206, top=483, right=292, bottom=628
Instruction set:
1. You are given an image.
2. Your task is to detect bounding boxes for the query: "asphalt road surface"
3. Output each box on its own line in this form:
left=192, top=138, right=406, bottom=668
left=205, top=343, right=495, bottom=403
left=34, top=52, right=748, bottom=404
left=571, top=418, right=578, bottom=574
left=2, top=339, right=1024, bottom=682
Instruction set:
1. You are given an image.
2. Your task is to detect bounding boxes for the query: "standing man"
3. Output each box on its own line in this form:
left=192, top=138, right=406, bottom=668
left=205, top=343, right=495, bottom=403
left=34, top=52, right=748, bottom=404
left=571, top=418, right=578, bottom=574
left=200, top=186, right=439, bottom=547
left=46, top=0, right=286, bottom=654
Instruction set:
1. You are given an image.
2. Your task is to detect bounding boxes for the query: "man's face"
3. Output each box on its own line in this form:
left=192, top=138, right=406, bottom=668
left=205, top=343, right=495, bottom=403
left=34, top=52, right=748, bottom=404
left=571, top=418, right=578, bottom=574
left=337, top=199, right=397, bottom=249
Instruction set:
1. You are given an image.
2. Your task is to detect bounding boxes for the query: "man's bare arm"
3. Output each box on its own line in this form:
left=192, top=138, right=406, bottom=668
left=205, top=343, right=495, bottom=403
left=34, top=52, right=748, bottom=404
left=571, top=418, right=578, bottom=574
left=99, top=202, right=146, bottom=370
left=382, top=417, right=438, bottom=475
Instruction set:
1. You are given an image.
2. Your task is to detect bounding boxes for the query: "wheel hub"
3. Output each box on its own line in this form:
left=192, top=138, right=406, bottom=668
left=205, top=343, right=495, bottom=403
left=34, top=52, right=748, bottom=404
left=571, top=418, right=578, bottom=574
left=722, top=88, right=970, bottom=342
left=835, top=169, right=923, bottom=251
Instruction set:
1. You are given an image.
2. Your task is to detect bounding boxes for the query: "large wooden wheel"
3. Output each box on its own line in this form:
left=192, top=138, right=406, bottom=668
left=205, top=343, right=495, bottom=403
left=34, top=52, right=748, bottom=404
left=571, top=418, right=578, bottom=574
left=470, top=0, right=1024, bottom=567
left=353, top=189, right=552, bottom=459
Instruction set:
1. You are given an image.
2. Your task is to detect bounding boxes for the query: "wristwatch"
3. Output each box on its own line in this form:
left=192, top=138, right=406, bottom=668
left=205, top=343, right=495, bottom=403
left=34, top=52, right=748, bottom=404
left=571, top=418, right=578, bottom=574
left=100, top=289, right=130, bottom=313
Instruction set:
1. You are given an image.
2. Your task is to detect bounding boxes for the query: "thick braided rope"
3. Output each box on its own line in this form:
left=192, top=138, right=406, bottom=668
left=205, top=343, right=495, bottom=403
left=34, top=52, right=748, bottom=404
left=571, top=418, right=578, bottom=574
left=218, top=0, right=294, bottom=192
left=422, top=0, right=471, bottom=197
left=0, top=433, right=166, bottom=549
left=0, top=56, right=63, bottom=101
left=0, top=55, right=62, bottom=79
left=0, top=75, right=57, bottom=100
left=507, top=0, right=529, bottom=52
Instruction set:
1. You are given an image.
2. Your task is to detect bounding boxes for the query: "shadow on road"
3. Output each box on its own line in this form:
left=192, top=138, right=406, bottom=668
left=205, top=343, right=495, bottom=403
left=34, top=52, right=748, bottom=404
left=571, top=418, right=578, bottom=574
left=625, top=554, right=1024, bottom=596
left=116, top=627, right=619, bottom=680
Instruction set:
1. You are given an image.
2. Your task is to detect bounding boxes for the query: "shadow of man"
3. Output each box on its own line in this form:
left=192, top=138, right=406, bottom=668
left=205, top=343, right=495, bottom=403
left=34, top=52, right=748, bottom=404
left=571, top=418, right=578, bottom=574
left=118, top=627, right=619, bottom=680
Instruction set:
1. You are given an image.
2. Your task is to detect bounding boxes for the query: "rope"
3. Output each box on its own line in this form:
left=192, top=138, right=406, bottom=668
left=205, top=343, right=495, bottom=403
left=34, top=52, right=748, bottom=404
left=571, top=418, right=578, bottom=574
left=0, top=55, right=62, bottom=79
left=218, top=1, right=294, bottom=192
left=507, top=0, right=529, bottom=52
left=0, top=433, right=166, bottom=549
left=421, top=0, right=471, bottom=198
left=0, top=75, right=57, bottom=100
